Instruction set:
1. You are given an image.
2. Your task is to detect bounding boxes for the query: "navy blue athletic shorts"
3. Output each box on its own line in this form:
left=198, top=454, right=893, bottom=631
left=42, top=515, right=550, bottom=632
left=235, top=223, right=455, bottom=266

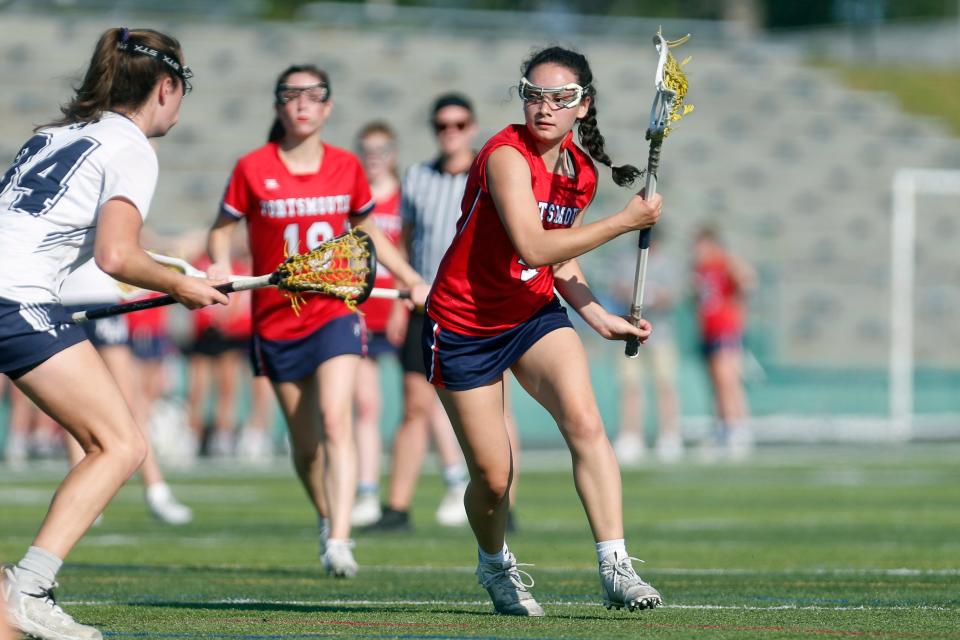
left=0, top=297, right=86, bottom=379
left=422, top=297, right=573, bottom=391
left=251, top=313, right=366, bottom=382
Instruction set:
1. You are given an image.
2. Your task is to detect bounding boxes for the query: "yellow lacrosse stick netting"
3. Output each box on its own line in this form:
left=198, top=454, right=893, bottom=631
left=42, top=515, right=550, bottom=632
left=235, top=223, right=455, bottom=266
left=277, top=229, right=375, bottom=314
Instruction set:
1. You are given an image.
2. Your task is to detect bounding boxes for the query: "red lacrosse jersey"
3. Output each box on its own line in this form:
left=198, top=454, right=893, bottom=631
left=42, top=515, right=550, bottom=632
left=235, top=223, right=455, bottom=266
left=192, top=255, right=253, bottom=340
left=694, top=255, right=744, bottom=339
left=427, top=125, right=597, bottom=336
left=358, top=189, right=401, bottom=333
left=221, top=142, right=374, bottom=341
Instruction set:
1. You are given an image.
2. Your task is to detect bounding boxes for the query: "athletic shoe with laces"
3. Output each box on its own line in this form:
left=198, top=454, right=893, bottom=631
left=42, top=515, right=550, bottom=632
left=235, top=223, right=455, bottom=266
left=350, top=493, right=382, bottom=527
left=475, top=551, right=544, bottom=616
left=2, top=566, right=102, bottom=640
left=146, top=484, right=193, bottom=525
left=599, top=551, right=662, bottom=611
left=322, top=540, right=358, bottom=578
left=435, top=483, right=468, bottom=526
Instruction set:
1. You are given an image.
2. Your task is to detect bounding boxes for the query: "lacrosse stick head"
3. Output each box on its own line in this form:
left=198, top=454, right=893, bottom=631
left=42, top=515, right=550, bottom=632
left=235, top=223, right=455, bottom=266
left=275, top=229, right=377, bottom=312
left=648, top=29, right=694, bottom=140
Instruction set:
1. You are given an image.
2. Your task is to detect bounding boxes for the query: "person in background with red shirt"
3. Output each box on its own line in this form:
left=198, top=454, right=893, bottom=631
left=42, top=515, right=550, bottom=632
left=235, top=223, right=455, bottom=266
left=423, top=47, right=663, bottom=616
left=350, top=121, right=402, bottom=526
left=206, top=65, right=429, bottom=578
left=692, top=225, right=756, bottom=460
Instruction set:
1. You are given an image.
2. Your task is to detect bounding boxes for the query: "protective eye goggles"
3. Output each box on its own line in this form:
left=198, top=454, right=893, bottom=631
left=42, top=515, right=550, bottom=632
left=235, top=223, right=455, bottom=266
left=518, top=77, right=589, bottom=109
left=275, top=82, right=329, bottom=104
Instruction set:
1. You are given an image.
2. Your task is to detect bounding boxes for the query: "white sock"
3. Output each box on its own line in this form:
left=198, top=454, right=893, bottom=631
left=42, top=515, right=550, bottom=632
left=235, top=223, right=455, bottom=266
left=16, top=546, right=62, bottom=591
left=596, top=538, right=627, bottom=563
left=442, top=463, right=467, bottom=487
left=146, top=482, right=172, bottom=504
left=357, top=483, right=378, bottom=497
left=478, top=543, right=509, bottom=565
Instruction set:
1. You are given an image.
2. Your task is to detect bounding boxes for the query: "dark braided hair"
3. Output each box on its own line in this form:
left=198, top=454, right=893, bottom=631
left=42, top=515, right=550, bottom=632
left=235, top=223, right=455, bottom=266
left=522, top=46, right=641, bottom=188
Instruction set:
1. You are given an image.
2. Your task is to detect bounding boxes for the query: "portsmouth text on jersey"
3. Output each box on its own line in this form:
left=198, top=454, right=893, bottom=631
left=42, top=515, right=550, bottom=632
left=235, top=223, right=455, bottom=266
left=260, top=195, right=352, bottom=218
left=537, top=201, right=580, bottom=227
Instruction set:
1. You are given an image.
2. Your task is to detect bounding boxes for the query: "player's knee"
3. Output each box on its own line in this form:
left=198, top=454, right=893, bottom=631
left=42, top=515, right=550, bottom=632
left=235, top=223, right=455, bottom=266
left=111, top=429, right=148, bottom=475
left=472, top=467, right=512, bottom=506
left=564, top=408, right=605, bottom=445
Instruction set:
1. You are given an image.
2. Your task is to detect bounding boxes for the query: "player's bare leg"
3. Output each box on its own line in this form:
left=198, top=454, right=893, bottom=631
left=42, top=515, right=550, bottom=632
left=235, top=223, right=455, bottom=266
left=512, top=328, right=661, bottom=611
left=352, top=356, right=383, bottom=526
left=437, top=379, right=541, bottom=615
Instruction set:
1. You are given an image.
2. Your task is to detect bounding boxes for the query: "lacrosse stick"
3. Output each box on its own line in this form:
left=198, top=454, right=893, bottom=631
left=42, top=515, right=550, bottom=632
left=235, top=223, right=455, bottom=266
left=624, top=29, right=694, bottom=358
left=72, top=229, right=406, bottom=323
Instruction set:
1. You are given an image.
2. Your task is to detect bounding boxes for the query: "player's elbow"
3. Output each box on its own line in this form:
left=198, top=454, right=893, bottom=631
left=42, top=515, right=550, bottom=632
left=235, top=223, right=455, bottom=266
left=95, top=246, right=131, bottom=278
left=515, top=245, right=549, bottom=269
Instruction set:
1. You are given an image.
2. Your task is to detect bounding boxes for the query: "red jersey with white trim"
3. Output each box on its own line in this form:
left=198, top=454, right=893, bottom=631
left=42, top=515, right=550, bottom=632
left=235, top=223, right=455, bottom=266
left=427, top=125, right=597, bottom=336
left=358, top=189, right=401, bottom=332
left=221, top=141, right=374, bottom=341
left=694, top=255, right=744, bottom=339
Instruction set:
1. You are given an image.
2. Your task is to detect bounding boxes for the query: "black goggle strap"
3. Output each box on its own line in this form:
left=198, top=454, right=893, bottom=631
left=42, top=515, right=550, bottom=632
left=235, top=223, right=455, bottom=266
left=116, top=35, right=193, bottom=87
left=275, top=82, right=330, bottom=103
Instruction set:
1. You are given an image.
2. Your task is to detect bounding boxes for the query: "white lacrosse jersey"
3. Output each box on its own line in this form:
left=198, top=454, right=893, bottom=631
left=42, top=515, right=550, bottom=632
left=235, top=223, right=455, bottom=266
left=59, top=258, right=124, bottom=305
left=0, top=112, right=157, bottom=304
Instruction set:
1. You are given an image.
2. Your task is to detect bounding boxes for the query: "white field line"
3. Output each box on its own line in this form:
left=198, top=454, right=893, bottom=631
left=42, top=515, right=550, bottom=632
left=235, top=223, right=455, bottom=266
left=58, top=597, right=953, bottom=611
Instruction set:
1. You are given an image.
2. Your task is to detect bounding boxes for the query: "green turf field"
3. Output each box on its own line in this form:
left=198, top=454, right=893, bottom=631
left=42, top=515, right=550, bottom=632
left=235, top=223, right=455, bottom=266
left=2, top=444, right=958, bottom=639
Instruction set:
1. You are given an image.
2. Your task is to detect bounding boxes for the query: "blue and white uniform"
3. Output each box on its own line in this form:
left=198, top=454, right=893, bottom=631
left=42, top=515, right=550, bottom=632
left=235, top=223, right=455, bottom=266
left=60, top=260, right=130, bottom=349
left=0, top=112, right=156, bottom=376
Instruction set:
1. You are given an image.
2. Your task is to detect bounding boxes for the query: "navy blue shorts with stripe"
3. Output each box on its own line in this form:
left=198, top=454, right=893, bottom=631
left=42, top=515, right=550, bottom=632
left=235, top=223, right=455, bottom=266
left=422, top=297, right=573, bottom=391
left=0, top=297, right=87, bottom=379
left=63, top=304, right=129, bottom=349
left=251, top=313, right=366, bottom=383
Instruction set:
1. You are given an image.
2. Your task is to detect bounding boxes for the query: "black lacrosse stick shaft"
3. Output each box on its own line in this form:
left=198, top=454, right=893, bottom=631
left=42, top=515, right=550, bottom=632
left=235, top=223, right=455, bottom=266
left=624, top=132, right=663, bottom=358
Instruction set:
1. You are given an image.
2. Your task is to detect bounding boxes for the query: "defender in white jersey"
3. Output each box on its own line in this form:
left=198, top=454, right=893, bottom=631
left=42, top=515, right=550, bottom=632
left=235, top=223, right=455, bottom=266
left=0, top=27, right=227, bottom=640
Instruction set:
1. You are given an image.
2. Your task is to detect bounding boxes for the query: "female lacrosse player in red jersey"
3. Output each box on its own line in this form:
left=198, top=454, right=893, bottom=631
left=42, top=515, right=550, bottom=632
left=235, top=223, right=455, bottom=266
left=693, top=225, right=756, bottom=459
left=350, top=121, right=403, bottom=526
left=424, top=46, right=664, bottom=616
left=0, top=27, right=227, bottom=640
left=207, top=65, right=429, bottom=578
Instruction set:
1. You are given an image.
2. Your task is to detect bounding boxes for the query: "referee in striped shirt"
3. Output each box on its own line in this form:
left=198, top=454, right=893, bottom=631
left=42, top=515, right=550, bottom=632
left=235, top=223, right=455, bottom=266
left=365, top=94, right=478, bottom=531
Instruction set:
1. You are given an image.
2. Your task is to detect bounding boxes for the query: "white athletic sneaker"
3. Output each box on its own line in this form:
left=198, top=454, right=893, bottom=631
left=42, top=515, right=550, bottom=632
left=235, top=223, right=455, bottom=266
left=599, top=552, right=662, bottom=611
left=146, top=484, right=193, bottom=526
left=236, top=427, right=273, bottom=464
left=475, top=552, right=545, bottom=616
left=350, top=493, right=382, bottom=527
left=655, top=432, right=685, bottom=464
left=726, top=426, right=754, bottom=461
left=208, top=430, right=234, bottom=458
left=322, top=540, right=358, bottom=578
left=435, top=483, right=468, bottom=527
left=614, top=431, right=646, bottom=466
left=2, top=566, right=102, bottom=640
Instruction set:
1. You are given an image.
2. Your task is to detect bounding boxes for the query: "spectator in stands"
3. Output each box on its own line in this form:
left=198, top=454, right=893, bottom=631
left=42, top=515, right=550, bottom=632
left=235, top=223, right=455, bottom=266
left=611, top=235, right=684, bottom=464
left=692, top=224, right=756, bottom=460
left=206, top=64, right=429, bottom=578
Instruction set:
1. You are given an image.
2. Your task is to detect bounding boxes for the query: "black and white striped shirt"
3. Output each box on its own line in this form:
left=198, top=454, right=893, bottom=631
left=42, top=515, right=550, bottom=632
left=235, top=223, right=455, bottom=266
left=401, top=157, right=470, bottom=284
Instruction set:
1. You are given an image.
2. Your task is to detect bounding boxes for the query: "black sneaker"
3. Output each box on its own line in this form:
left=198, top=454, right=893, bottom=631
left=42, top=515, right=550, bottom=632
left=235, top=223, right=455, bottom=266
left=360, top=506, right=411, bottom=532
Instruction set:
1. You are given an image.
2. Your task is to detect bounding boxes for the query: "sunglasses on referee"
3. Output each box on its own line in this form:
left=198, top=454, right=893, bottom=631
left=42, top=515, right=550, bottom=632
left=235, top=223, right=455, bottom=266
left=432, top=118, right=472, bottom=134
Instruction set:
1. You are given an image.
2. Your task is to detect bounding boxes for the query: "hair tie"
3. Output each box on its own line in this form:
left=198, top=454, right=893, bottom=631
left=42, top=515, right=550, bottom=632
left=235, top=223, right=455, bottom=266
left=120, top=27, right=130, bottom=43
